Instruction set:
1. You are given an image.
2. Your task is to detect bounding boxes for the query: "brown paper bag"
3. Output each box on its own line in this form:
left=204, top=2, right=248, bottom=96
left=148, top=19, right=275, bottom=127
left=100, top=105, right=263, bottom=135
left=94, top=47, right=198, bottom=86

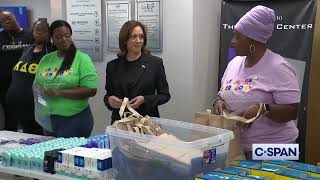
left=194, top=111, right=245, bottom=165
left=194, top=111, right=210, bottom=126
left=208, top=114, right=245, bottom=164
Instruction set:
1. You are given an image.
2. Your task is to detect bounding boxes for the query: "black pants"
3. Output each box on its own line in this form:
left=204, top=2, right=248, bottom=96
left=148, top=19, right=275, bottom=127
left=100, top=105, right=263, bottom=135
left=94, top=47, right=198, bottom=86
left=1, top=78, right=14, bottom=130
left=0, top=103, right=4, bottom=130
left=3, top=101, right=43, bottom=135
left=3, top=103, right=18, bottom=132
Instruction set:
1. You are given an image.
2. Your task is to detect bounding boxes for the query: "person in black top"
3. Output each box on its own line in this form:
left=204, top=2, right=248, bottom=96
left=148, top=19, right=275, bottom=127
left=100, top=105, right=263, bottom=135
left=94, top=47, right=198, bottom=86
left=0, top=10, right=32, bottom=131
left=104, top=20, right=170, bottom=124
left=4, top=20, right=51, bottom=134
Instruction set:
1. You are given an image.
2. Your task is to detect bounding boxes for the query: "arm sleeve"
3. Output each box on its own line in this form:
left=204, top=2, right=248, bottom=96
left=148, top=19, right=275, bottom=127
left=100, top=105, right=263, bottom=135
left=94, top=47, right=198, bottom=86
left=143, top=59, right=170, bottom=109
left=79, top=55, right=97, bottom=89
left=272, top=61, right=301, bottom=104
left=217, top=58, right=234, bottom=98
left=104, top=62, right=114, bottom=111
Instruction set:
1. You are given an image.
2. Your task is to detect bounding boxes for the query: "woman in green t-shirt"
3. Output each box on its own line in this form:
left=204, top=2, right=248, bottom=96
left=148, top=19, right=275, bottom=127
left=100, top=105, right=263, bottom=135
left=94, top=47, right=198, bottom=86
left=34, top=20, right=97, bottom=138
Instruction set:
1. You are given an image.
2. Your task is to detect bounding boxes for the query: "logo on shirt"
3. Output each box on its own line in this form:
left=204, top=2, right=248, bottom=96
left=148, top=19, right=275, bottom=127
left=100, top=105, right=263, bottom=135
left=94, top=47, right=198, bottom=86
left=41, top=68, right=72, bottom=77
left=222, top=77, right=257, bottom=93
left=1, top=41, right=30, bottom=51
left=14, top=61, right=38, bottom=74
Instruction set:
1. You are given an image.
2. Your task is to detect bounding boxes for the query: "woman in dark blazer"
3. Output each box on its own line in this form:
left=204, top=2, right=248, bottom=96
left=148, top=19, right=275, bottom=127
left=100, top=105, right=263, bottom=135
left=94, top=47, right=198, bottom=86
left=104, top=20, right=170, bottom=124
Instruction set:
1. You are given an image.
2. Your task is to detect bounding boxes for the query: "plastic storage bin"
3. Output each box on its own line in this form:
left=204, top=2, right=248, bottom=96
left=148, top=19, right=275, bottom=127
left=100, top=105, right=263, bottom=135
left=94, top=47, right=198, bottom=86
left=105, top=117, right=234, bottom=180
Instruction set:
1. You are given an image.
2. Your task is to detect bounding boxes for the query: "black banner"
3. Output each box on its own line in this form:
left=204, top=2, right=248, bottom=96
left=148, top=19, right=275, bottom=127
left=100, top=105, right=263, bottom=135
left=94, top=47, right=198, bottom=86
left=219, top=0, right=317, bottom=161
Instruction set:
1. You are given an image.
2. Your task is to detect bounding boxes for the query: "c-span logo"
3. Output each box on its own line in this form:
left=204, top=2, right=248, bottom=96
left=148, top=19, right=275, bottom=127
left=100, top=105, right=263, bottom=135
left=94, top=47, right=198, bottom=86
left=252, top=144, right=299, bottom=160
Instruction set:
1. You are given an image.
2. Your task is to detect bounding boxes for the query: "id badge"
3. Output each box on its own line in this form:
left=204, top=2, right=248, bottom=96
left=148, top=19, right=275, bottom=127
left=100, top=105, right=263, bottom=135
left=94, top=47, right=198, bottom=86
left=37, top=96, right=47, bottom=107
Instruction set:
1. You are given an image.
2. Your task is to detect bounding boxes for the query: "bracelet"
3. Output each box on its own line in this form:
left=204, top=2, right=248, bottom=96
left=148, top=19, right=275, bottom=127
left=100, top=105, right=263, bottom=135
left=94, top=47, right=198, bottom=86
left=212, top=96, right=223, bottom=107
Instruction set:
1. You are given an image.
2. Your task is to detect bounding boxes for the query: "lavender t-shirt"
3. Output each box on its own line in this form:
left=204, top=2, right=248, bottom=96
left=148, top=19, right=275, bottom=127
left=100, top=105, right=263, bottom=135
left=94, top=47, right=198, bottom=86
left=219, top=49, right=301, bottom=151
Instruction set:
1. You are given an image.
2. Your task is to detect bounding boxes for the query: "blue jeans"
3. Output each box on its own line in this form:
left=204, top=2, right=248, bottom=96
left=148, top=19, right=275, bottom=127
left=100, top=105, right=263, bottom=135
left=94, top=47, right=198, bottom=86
left=44, top=106, right=94, bottom=138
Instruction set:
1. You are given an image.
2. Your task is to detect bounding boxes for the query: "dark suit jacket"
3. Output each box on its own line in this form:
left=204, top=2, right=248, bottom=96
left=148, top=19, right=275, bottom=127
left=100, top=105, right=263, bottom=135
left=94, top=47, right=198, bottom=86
left=104, top=54, right=170, bottom=124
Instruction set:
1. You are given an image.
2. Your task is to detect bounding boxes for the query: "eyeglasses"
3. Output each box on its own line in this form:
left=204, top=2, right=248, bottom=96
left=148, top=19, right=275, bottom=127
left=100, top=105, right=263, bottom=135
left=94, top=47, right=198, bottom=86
left=129, top=34, right=144, bottom=41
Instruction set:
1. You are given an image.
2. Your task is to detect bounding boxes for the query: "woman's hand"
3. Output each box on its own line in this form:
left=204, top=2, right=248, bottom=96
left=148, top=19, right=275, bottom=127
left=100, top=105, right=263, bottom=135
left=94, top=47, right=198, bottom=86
left=129, top=96, right=144, bottom=109
left=236, top=104, right=263, bottom=129
left=46, top=88, right=97, bottom=99
left=238, top=104, right=263, bottom=119
left=108, top=96, right=123, bottom=109
left=46, top=88, right=61, bottom=97
left=212, top=99, right=228, bottom=115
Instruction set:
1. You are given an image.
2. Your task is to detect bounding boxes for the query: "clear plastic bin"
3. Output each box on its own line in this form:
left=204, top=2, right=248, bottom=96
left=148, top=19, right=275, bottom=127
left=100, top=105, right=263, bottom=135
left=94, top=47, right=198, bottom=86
left=105, top=117, right=234, bottom=180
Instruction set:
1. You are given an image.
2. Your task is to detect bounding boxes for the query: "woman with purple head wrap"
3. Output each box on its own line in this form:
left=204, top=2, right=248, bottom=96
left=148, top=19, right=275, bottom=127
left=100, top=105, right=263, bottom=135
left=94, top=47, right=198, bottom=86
left=212, top=6, right=301, bottom=160
left=235, top=5, right=276, bottom=44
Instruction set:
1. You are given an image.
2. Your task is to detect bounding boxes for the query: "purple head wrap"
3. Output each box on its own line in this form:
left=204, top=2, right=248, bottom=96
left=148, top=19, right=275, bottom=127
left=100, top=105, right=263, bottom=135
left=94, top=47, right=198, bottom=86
left=234, top=5, right=276, bottom=44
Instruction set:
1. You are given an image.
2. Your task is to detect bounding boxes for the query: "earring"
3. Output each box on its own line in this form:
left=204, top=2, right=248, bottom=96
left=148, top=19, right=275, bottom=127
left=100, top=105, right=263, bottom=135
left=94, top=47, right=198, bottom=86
left=249, top=44, right=256, bottom=54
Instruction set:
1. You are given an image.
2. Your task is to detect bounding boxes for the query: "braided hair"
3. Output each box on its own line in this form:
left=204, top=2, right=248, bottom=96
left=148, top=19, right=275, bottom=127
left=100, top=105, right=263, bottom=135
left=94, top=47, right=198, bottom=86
left=49, top=20, right=76, bottom=75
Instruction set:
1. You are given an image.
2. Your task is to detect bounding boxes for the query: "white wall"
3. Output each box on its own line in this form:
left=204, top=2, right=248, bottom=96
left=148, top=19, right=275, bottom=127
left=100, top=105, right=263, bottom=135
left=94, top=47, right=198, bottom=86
left=193, top=0, right=221, bottom=113
left=1, top=0, right=221, bottom=135
left=157, top=0, right=194, bottom=121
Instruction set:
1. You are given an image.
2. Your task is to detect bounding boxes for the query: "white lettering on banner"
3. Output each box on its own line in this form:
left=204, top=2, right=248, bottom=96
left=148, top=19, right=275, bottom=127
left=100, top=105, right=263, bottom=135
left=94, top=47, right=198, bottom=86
left=277, top=24, right=313, bottom=30
left=222, top=24, right=235, bottom=30
left=222, top=23, right=313, bottom=30
left=252, top=144, right=299, bottom=160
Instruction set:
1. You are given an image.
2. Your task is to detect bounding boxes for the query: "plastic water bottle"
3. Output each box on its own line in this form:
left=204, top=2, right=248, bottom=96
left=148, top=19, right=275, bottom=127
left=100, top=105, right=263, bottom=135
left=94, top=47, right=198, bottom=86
left=10, top=152, right=17, bottom=167
left=2, top=152, right=11, bottom=167
left=24, top=154, right=31, bottom=169
left=104, top=135, right=110, bottom=149
left=17, top=153, right=25, bottom=169
left=30, top=154, right=38, bottom=171
left=98, top=137, right=104, bottom=148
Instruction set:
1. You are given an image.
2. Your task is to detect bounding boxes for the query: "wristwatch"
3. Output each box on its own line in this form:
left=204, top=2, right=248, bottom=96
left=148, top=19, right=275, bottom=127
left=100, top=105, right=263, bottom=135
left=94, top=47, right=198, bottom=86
left=263, top=103, right=271, bottom=113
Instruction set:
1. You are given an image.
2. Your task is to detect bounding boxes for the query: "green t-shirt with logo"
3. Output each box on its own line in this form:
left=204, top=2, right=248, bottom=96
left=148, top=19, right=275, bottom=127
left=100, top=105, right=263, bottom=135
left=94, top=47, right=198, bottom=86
left=34, top=50, right=97, bottom=116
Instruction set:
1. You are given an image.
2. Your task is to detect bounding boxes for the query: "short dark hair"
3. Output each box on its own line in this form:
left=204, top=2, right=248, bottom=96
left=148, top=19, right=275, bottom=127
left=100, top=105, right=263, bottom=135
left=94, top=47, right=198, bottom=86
left=32, top=20, right=51, bottom=49
left=32, top=19, right=49, bottom=34
left=0, top=9, right=11, bottom=14
left=49, top=20, right=76, bottom=75
left=117, top=20, right=150, bottom=58
left=0, top=9, right=15, bottom=19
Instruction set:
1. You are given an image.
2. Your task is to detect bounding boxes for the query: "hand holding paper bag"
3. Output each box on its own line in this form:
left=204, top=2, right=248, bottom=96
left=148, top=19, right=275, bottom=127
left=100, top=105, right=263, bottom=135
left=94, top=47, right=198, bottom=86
left=222, top=102, right=264, bottom=124
left=212, top=99, right=229, bottom=115
left=194, top=103, right=264, bottom=163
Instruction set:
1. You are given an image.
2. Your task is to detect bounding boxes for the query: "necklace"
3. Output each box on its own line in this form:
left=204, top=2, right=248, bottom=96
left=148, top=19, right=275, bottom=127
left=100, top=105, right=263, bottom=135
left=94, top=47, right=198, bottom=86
left=9, top=35, right=15, bottom=45
left=8, top=28, right=23, bottom=45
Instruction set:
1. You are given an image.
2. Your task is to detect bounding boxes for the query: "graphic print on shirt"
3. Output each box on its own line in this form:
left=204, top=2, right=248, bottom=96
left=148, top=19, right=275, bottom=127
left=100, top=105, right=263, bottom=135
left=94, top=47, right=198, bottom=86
left=221, top=76, right=260, bottom=111
left=13, top=60, right=38, bottom=74
left=41, top=67, right=72, bottom=77
left=221, top=77, right=258, bottom=97
left=37, top=67, right=73, bottom=87
left=1, top=41, right=30, bottom=51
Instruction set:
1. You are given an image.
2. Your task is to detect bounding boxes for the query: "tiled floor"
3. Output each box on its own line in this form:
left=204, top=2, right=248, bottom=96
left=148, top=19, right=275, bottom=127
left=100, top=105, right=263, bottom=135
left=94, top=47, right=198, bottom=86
left=0, top=173, right=33, bottom=180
